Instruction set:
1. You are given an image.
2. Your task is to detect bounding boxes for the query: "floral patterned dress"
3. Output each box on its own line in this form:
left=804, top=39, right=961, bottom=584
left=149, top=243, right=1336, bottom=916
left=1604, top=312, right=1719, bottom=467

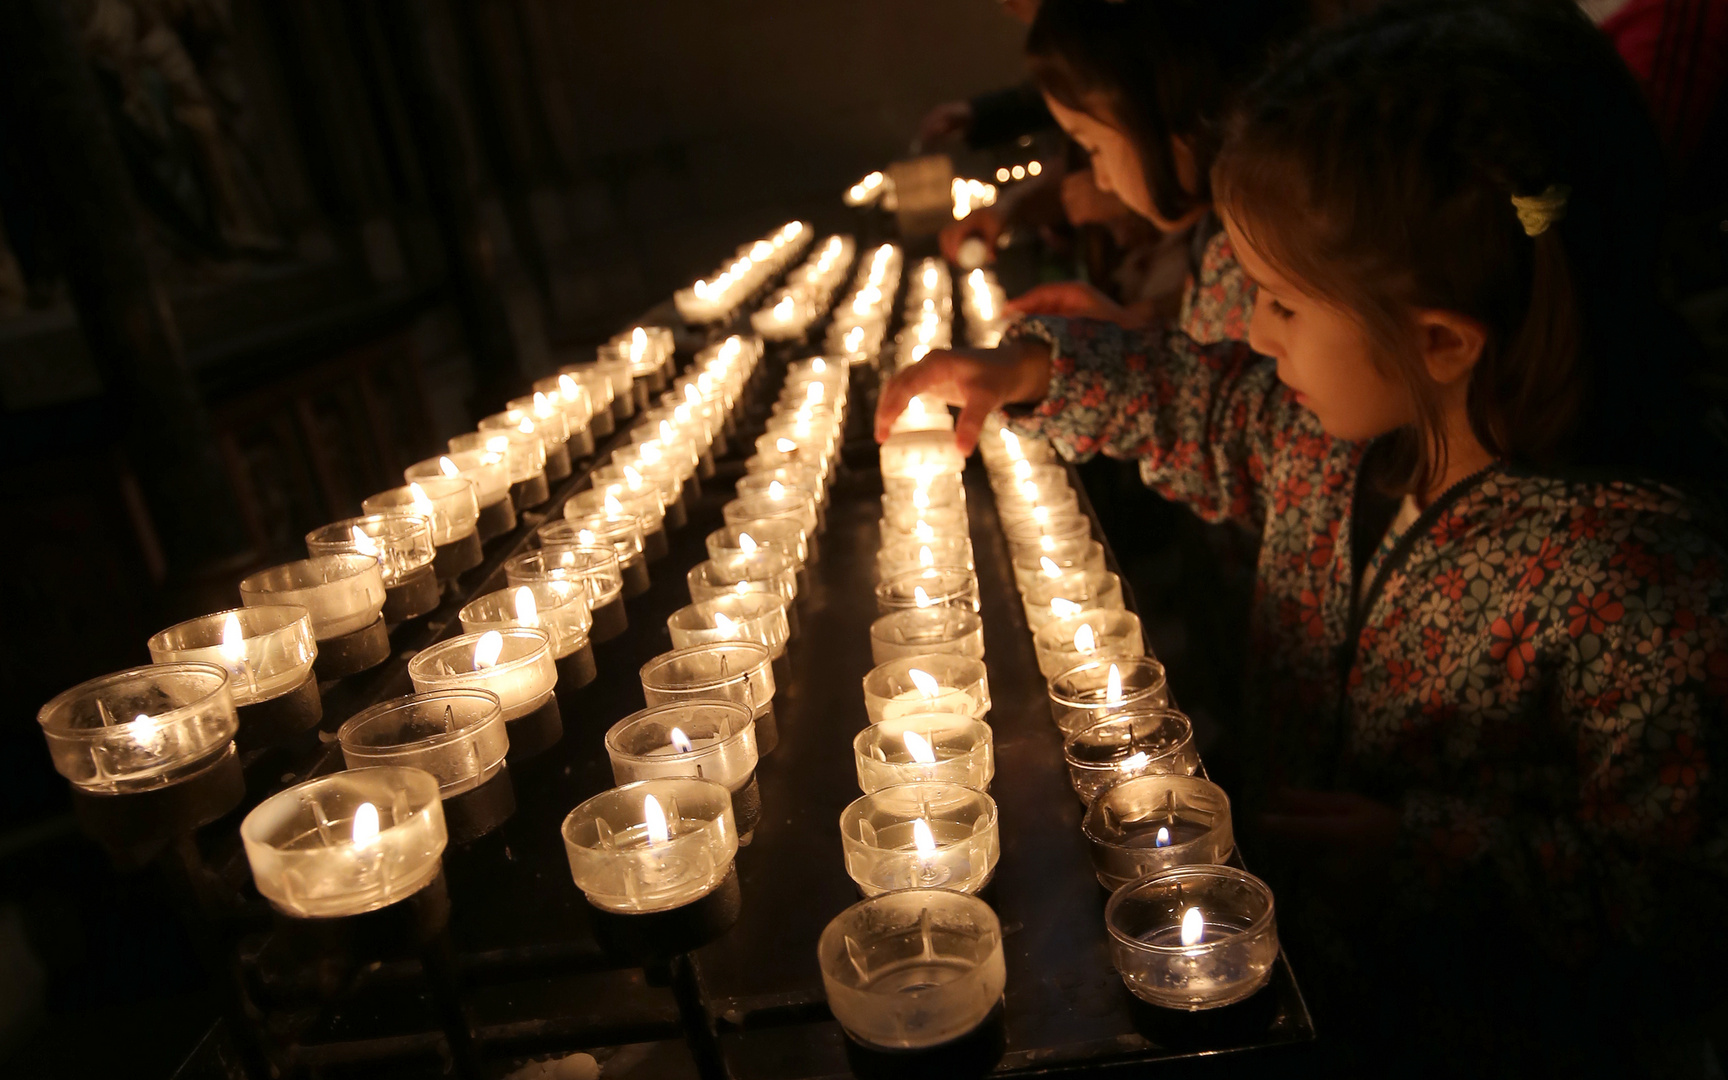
left=1004, top=314, right=1728, bottom=964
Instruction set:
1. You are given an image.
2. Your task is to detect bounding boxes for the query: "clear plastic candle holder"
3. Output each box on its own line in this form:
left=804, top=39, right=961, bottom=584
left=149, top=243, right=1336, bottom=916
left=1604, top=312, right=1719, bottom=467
left=483, top=405, right=569, bottom=454
left=506, top=547, right=624, bottom=613
left=979, top=426, right=1055, bottom=470
left=558, top=365, right=615, bottom=416
left=819, top=889, right=1006, bottom=1050
left=641, top=642, right=775, bottom=724
left=240, top=554, right=387, bottom=640
left=449, top=427, right=545, bottom=484
left=1063, top=708, right=1199, bottom=805
left=667, top=594, right=790, bottom=660
left=338, top=690, right=508, bottom=798
left=543, top=515, right=645, bottom=566
left=568, top=484, right=665, bottom=537
left=875, top=566, right=980, bottom=615
left=881, top=484, right=967, bottom=524
left=863, top=655, right=990, bottom=725
left=148, top=606, right=317, bottom=706
left=38, top=663, right=238, bottom=793
left=879, top=507, right=970, bottom=547
left=724, top=491, right=819, bottom=540
left=605, top=701, right=759, bottom=795
left=746, top=447, right=830, bottom=485
left=562, top=777, right=738, bottom=913
left=362, top=477, right=480, bottom=546
left=1023, top=570, right=1125, bottom=633
left=885, top=394, right=955, bottom=435
left=406, top=451, right=510, bottom=510
left=1084, top=774, right=1234, bottom=891
left=869, top=607, right=985, bottom=665
left=854, top=715, right=993, bottom=794
left=525, top=377, right=596, bottom=429
left=408, top=628, right=556, bottom=722
left=736, top=465, right=826, bottom=511
left=988, top=462, right=1069, bottom=498
left=880, top=430, right=966, bottom=481
left=459, top=581, right=592, bottom=660
left=877, top=536, right=975, bottom=580
left=882, top=471, right=965, bottom=507
left=242, top=766, right=447, bottom=919
left=1012, top=539, right=1108, bottom=593
left=687, top=551, right=798, bottom=606
left=1048, top=658, right=1171, bottom=738
left=1003, top=511, right=1093, bottom=557
left=1105, top=865, right=1278, bottom=1010
left=840, top=782, right=999, bottom=896
left=1033, top=608, right=1146, bottom=679
left=305, top=514, right=435, bottom=587
left=706, top=519, right=808, bottom=570
left=995, top=487, right=1081, bottom=529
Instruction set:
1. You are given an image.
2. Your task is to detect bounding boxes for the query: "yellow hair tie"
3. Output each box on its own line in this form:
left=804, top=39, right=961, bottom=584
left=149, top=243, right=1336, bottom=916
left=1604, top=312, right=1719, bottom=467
left=1511, top=184, right=1570, bottom=237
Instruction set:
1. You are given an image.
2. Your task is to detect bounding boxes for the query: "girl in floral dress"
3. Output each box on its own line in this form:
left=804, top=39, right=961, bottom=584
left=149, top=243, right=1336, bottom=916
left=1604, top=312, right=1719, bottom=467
left=880, top=1, right=1727, bottom=1072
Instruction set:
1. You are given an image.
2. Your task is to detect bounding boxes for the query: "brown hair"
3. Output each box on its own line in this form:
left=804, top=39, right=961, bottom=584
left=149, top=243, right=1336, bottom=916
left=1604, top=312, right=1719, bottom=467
left=1027, top=0, right=1308, bottom=224
left=1214, top=0, right=1708, bottom=494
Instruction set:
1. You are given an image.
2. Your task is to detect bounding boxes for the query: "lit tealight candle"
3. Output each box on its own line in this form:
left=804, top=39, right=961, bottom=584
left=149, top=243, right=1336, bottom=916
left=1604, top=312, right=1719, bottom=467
left=863, top=656, right=990, bottom=724
left=840, top=781, right=998, bottom=896
left=1104, top=865, right=1278, bottom=1010
left=408, top=628, right=557, bottom=725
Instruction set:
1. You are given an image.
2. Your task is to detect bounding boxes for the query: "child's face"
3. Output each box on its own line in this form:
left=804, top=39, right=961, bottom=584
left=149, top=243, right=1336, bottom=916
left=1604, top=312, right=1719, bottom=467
left=1042, top=93, right=1202, bottom=232
left=1222, top=211, right=1414, bottom=442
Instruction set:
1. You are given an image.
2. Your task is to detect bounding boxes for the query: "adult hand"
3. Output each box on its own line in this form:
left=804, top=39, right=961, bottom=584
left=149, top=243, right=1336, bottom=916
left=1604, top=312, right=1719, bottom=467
left=1061, top=169, right=1131, bottom=226
left=875, top=341, right=1054, bottom=455
left=939, top=208, right=1003, bottom=265
left=916, top=100, right=974, bottom=150
left=1008, top=281, right=1146, bottom=327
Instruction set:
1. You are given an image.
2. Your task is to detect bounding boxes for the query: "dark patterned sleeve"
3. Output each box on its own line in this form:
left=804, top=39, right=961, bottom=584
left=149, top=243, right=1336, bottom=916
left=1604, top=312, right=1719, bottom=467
left=1393, top=510, right=1728, bottom=961
left=1003, top=314, right=1296, bottom=532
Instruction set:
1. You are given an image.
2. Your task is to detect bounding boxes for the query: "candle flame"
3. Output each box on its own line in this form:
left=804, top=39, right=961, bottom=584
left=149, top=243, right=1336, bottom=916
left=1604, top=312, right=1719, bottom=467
left=1106, top=663, right=1123, bottom=704
left=807, top=382, right=824, bottom=403
left=918, top=545, right=934, bottom=568
left=1040, top=556, right=1063, bottom=579
left=912, top=818, right=937, bottom=858
left=514, top=586, right=538, bottom=627
left=922, top=266, right=938, bottom=289
left=518, top=417, right=536, bottom=435
left=685, top=384, right=701, bottom=404
left=1074, top=624, right=1097, bottom=653
left=1012, top=459, right=1032, bottom=481
left=352, top=802, right=380, bottom=846
left=908, top=668, right=940, bottom=698
left=486, top=435, right=510, bottom=455
left=903, top=730, right=937, bottom=764
left=1050, top=598, right=1084, bottom=618
left=630, top=326, right=647, bottom=357
left=776, top=437, right=798, bottom=453
left=713, top=612, right=739, bottom=635
left=774, top=297, right=795, bottom=320
left=1120, top=751, right=1150, bottom=772
left=409, top=482, right=435, bottom=516
left=768, top=480, right=785, bottom=500
left=913, top=487, right=930, bottom=510
left=640, top=442, right=662, bottom=465
left=670, top=727, right=694, bottom=754
left=1155, top=826, right=1172, bottom=848
left=474, top=630, right=505, bottom=670
left=219, top=612, right=246, bottom=664
left=739, top=532, right=758, bottom=553
left=605, top=493, right=625, bottom=516
left=1020, top=481, right=1040, bottom=502
left=644, top=794, right=670, bottom=844
left=1032, top=506, right=1050, bottom=526
left=1001, top=430, right=1021, bottom=456
left=623, top=466, right=644, bottom=489
left=1180, top=906, right=1205, bottom=947
left=913, top=586, right=932, bottom=609
left=914, top=521, right=936, bottom=543
left=350, top=525, right=379, bottom=558
left=1039, top=534, right=1056, bottom=552
left=578, top=529, right=596, bottom=545
left=438, top=455, right=461, bottom=478
left=559, top=374, right=579, bottom=397
left=660, top=420, right=674, bottom=442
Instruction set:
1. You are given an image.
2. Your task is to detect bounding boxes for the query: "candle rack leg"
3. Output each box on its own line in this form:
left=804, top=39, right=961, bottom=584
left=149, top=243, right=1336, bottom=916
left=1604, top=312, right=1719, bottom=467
left=669, top=953, right=727, bottom=1080
left=410, top=889, right=484, bottom=1080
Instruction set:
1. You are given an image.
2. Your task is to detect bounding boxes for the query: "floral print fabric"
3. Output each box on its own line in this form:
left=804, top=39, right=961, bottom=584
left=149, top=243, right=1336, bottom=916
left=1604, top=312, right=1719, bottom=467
left=1004, top=314, right=1728, bottom=960
left=1177, top=228, right=1254, bottom=345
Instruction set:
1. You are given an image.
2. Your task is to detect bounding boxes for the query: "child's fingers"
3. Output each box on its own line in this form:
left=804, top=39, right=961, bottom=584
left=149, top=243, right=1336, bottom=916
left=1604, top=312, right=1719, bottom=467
left=875, top=352, right=956, bottom=443
left=953, top=396, right=996, bottom=458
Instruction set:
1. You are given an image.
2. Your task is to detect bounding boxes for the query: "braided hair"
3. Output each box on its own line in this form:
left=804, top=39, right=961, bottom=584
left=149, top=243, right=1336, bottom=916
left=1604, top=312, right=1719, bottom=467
left=1026, top=0, right=1310, bottom=225
left=1214, top=0, right=1716, bottom=494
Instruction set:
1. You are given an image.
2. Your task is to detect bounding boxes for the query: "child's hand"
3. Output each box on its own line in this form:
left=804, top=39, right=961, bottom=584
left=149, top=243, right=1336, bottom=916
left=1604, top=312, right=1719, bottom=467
left=1259, top=787, right=1400, bottom=887
left=875, top=342, right=1055, bottom=454
left=939, top=209, right=1003, bottom=265
left=1008, top=282, right=1145, bottom=327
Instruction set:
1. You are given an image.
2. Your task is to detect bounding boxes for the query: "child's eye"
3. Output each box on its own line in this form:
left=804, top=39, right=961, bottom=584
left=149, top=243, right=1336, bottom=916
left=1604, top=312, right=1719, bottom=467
left=1267, top=299, right=1296, bottom=320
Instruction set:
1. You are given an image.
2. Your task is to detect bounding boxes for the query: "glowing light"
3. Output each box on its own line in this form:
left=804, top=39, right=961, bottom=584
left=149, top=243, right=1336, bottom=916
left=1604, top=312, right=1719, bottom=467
left=409, top=483, right=435, bottom=517
left=739, top=532, right=758, bottom=553
left=352, top=802, right=380, bottom=846
left=1106, top=663, right=1123, bottom=704
left=349, top=526, right=379, bottom=558
left=713, top=612, right=739, bottom=635
left=908, top=669, right=940, bottom=697
left=1074, top=624, right=1097, bottom=653
left=914, top=521, right=936, bottom=543
left=912, top=818, right=937, bottom=858
left=514, top=587, right=538, bottom=627
left=644, top=795, right=670, bottom=844
left=518, top=417, right=536, bottom=435
left=1120, top=751, right=1150, bottom=772
left=923, top=266, right=938, bottom=289
left=219, top=613, right=246, bottom=664
left=769, top=481, right=785, bottom=500
left=1155, top=826, right=1172, bottom=848
left=776, top=438, right=798, bottom=453
left=914, top=586, right=933, bottom=609
left=578, top=528, right=595, bottom=545
left=474, top=630, right=504, bottom=670
left=918, top=545, right=935, bottom=568
left=605, top=493, right=625, bottom=516
left=559, top=374, right=580, bottom=397
left=1028, top=160, right=1043, bottom=176
left=1041, top=556, right=1063, bottom=579
left=670, top=727, right=695, bottom=754
left=1050, top=598, right=1085, bottom=618
left=1180, top=907, right=1205, bottom=947
left=996, top=166, right=1011, bottom=182
left=438, top=456, right=462, bottom=478
left=903, top=730, right=937, bottom=764
left=774, top=297, right=795, bottom=321
left=1011, top=164, right=1026, bottom=180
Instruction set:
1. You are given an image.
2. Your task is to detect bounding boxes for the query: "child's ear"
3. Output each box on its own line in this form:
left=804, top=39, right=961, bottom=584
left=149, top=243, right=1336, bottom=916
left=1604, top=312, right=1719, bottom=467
left=1413, top=309, right=1488, bottom=388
